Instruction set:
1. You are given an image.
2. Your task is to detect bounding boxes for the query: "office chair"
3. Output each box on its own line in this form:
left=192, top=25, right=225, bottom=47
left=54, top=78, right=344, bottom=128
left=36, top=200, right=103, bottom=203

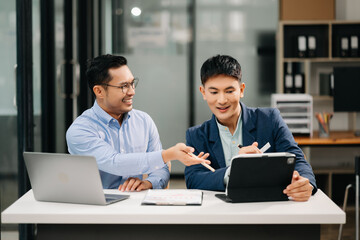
left=338, top=156, right=360, bottom=240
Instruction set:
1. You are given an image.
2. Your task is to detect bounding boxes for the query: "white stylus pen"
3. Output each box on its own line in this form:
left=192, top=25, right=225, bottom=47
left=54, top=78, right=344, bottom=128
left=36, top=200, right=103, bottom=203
left=260, top=142, right=271, bottom=153
left=185, top=152, right=215, bottom=172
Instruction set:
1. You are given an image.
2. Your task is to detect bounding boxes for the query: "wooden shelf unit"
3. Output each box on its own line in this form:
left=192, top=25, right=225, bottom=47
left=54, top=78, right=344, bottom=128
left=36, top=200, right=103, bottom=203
left=277, top=20, right=360, bottom=94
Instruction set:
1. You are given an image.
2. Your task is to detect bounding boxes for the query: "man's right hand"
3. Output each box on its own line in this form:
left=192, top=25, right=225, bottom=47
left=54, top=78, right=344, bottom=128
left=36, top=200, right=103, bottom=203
left=162, top=143, right=211, bottom=166
left=238, top=142, right=262, bottom=154
left=118, top=177, right=152, bottom=192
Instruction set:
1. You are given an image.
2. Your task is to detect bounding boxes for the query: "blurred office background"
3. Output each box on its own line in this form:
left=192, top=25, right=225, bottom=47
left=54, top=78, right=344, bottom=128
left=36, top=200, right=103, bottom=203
left=1, top=0, right=360, bottom=239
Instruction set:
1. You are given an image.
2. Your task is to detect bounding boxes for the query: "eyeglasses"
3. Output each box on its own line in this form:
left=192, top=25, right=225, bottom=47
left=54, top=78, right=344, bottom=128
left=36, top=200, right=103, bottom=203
left=101, top=78, right=139, bottom=94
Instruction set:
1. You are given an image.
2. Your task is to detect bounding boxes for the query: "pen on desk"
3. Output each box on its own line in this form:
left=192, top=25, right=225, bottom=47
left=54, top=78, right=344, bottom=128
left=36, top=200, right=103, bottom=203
left=185, top=152, right=215, bottom=172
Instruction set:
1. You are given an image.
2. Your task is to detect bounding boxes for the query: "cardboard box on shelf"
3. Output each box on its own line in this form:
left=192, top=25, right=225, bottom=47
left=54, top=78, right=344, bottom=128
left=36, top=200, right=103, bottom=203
left=280, top=0, right=335, bottom=20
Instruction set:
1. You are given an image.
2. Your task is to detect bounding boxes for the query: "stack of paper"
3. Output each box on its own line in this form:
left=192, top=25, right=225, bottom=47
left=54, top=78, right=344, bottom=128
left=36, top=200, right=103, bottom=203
left=141, top=189, right=203, bottom=206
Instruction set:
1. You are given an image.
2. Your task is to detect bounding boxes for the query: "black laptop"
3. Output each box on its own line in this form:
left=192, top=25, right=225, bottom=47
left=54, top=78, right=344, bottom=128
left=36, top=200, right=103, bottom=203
left=216, top=152, right=296, bottom=203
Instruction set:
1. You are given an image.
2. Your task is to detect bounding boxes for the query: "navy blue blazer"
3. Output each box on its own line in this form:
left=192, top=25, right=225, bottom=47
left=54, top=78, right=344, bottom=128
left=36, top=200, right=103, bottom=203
left=185, top=103, right=317, bottom=193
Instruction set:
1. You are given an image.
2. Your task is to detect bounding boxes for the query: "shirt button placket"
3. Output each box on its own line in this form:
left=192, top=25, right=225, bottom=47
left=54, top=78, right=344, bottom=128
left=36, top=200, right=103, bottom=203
left=119, top=128, right=125, bottom=153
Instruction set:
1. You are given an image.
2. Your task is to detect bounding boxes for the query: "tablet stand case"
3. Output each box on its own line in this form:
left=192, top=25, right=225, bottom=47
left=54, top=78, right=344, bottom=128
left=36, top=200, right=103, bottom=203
left=216, top=154, right=295, bottom=203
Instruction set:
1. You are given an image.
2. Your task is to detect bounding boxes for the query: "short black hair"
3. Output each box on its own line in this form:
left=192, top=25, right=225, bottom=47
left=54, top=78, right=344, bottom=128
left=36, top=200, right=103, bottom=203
left=86, top=54, right=128, bottom=92
left=200, top=55, right=242, bottom=85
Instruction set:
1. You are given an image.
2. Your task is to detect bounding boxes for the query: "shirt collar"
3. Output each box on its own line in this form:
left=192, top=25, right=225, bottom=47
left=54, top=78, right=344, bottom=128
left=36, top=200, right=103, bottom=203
left=93, top=100, right=131, bottom=125
left=216, top=111, right=242, bottom=135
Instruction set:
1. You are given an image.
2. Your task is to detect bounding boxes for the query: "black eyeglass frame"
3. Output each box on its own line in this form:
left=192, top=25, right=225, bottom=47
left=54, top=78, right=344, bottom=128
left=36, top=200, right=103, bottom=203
left=101, top=78, right=139, bottom=93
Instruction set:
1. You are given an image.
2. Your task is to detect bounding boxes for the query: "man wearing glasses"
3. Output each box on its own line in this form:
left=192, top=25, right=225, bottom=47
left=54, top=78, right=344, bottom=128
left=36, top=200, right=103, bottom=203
left=66, top=54, right=209, bottom=192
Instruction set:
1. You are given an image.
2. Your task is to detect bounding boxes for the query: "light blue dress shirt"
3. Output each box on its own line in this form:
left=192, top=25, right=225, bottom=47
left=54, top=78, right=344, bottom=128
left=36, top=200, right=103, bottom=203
left=216, top=113, right=242, bottom=185
left=66, top=101, right=169, bottom=189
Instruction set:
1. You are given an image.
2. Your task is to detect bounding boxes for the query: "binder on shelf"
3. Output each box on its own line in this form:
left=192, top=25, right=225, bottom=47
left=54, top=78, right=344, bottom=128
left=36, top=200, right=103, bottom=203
left=293, top=62, right=305, bottom=93
left=284, top=62, right=293, bottom=93
left=297, top=36, right=307, bottom=58
left=340, top=37, right=349, bottom=57
left=284, top=75, right=293, bottom=93
left=294, top=73, right=305, bottom=93
left=330, top=73, right=334, bottom=96
left=319, top=73, right=332, bottom=96
left=350, top=35, right=359, bottom=57
left=307, top=36, right=316, bottom=57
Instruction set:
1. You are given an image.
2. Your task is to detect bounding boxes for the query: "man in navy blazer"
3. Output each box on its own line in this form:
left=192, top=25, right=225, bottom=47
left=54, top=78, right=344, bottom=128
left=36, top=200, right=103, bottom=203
left=185, top=55, right=317, bottom=201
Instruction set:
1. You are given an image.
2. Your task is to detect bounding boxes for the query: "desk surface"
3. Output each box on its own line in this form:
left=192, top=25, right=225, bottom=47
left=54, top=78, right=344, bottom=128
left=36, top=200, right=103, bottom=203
left=294, top=131, right=360, bottom=146
left=1, top=189, right=345, bottom=225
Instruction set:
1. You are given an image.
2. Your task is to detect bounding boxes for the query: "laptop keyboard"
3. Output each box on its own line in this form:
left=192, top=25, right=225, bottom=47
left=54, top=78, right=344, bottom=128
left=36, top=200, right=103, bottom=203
left=105, top=194, right=129, bottom=203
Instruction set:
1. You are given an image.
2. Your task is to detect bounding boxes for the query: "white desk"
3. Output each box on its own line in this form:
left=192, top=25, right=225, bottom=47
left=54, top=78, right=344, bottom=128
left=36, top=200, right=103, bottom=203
left=2, top=189, right=345, bottom=240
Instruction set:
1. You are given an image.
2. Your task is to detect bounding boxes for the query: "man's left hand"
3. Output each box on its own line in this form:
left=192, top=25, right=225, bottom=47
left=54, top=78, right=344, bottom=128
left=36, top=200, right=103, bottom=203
left=118, top=177, right=153, bottom=192
left=283, top=170, right=313, bottom=202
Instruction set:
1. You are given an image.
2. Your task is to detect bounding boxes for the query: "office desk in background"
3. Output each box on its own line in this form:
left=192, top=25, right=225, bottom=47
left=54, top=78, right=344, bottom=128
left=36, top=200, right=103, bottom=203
left=294, top=131, right=360, bottom=146
left=2, top=189, right=344, bottom=240
left=295, top=130, right=360, bottom=200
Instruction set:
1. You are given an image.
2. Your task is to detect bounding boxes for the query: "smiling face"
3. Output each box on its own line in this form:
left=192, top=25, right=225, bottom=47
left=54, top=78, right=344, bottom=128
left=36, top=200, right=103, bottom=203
left=200, top=74, right=245, bottom=127
left=93, top=65, right=135, bottom=120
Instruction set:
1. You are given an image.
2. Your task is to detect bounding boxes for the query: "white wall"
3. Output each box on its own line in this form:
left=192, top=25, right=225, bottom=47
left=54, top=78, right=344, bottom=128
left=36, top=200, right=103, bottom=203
left=336, top=0, right=360, bottom=20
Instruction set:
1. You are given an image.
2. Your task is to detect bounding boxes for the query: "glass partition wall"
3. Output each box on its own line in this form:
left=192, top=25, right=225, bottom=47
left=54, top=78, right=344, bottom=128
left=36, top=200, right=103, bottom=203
left=106, top=0, right=193, bottom=173
left=195, top=0, right=278, bottom=124
left=104, top=0, right=278, bottom=173
left=0, top=1, right=18, bottom=234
